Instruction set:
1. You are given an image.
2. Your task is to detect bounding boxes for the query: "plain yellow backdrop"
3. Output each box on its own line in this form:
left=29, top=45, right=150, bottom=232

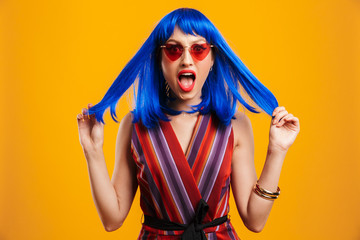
left=1, top=0, right=360, bottom=239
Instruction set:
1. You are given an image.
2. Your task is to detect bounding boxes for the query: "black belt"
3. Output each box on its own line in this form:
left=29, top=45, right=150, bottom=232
left=144, top=199, right=228, bottom=240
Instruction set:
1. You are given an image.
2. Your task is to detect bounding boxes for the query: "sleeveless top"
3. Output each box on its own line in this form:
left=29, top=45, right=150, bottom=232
left=131, top=113, right=241, bottom=239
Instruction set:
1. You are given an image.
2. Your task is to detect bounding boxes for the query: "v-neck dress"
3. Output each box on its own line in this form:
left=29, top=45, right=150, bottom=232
left=131, top=113, right=240, bottom=239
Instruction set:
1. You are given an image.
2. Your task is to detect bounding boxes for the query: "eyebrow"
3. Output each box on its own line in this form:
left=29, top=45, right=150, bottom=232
left=165, top=39, right=207, bottom=44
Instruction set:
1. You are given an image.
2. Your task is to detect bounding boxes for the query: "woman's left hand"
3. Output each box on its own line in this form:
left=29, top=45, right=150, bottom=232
left=269, top=106, right=300, bottom=152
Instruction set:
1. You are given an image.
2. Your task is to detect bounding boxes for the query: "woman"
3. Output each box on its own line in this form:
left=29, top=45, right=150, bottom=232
left=77, top=8, right=300, bottom=239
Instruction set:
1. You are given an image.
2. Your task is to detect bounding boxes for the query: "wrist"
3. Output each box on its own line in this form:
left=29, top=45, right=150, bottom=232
left=84, top=147, right=104, bottom=161
left=267, top=143, right=288, bottom=158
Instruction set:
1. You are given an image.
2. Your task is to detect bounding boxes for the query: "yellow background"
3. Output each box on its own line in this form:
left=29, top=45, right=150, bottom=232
left=1, top=0, right=360, bottom=239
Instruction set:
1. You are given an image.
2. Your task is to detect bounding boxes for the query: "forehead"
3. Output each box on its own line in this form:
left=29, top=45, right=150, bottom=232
left=166, top=26, right=207, bottom=43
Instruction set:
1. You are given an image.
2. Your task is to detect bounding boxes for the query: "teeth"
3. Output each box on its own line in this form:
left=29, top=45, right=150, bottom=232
left=179, top=72, right=195, bottom=81
left=179, top=73, right=195, bottom=80
left=182, top=73, right=193, bottom=76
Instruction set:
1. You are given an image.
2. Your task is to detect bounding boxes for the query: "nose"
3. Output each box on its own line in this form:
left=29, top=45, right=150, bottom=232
left=180, top=47, right=193, bottom=66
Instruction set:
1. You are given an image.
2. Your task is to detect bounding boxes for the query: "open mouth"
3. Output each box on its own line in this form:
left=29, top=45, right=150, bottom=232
left=177, top=70, right=196, bottom=92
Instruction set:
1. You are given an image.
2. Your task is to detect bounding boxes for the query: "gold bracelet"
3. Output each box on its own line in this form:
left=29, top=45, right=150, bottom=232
left=253, top=187, right=278, bottom=200
left=253, top=181, right=280, bottom=200
left=255, top=182, right=280, bottom=196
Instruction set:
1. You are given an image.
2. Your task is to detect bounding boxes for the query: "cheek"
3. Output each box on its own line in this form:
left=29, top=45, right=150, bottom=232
left=197, top=61, right=212, bottom=81
left=161, top=58, right=176, bottom=81
left=161, top=60, right=169, bottom=73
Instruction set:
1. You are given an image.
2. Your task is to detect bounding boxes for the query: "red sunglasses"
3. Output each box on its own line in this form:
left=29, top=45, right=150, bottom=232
left=160, top=43, right=214, bottom=61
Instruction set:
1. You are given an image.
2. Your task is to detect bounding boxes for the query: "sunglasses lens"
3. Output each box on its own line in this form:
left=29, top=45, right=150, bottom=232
left=162, top=43, right=212, bottom=61
left=163, top=44, right=183, bottom=61
left=190, top=43, right=211, bottom=61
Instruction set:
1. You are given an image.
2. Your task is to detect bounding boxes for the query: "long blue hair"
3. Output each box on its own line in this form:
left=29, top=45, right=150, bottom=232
left=88, top=8, right=278, bottom=128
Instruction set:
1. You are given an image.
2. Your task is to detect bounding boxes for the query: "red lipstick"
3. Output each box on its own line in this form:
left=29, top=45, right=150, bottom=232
left=177, top=70, right=196, bottom=92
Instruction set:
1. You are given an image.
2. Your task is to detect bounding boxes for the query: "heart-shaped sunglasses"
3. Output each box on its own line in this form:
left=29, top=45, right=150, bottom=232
left=160, top=43, right=214, bottom=61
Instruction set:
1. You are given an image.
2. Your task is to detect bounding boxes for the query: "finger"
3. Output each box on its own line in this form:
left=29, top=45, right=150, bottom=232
left=272, top=106, right=285, bottom=117
left=277, top=114, right=294, bottom=126
left=273, top=110, right=288, bottom=124
left=79, top=109, right=87, bottom=122
left=77, top=113, right=92, bottom=145
left=89, top=112, right=97, bottom=125
left=77, top=109, right=89, bottom=126
left=293, top=117, right=300, bottom=130
left=282, top=115, right=298, bottom=123
left=77, top=109, right=91, bottom=135
left=78, top=109, right=89, bottom=124
left=87, top=104, right=99, bottom=125
left=283, top=116, right=300, bottom=129
left=82, top=107, right=91, bottom=120
left=77, top=113, right=84, bottom=121
left=77, top=113, right=87, bottom=129
left=87, top=103, right=97, bottom=121
left=277, top=116, right=300, bottom=131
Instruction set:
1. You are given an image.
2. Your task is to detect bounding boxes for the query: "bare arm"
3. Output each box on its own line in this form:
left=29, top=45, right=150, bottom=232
left=77, top=105, right=138, bottom=231
left=231, top=107, right=300, bottom=232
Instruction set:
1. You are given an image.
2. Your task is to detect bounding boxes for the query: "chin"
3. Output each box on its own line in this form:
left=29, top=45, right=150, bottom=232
left=177, top=90, right=201, bottom=102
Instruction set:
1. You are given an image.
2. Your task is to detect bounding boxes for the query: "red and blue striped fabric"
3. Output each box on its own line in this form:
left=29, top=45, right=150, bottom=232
left=131, top=113, right=240, bottom=239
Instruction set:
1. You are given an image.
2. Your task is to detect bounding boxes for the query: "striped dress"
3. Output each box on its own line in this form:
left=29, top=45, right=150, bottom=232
left=131, top=113, right=241, bottom=240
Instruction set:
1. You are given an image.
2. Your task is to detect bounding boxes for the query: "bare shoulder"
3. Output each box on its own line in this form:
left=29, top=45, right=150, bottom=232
left=231, top=111, right=254, bottom=149
left=116, top=112, right=134, bottom=150
left=118, top=112, right=133, bottom=133
left=121, top=112, right=133, bottom=126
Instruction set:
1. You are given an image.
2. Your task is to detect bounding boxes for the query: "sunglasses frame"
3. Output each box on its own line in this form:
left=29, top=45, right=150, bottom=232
left=160, top=42, right=214, bottom=61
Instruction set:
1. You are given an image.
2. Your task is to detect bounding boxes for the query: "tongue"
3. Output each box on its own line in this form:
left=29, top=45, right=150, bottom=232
left=179, top=77, right=193, bottom=88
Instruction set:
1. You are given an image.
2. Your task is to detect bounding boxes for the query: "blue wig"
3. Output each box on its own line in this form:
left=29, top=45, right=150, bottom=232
left=88, top=8, right=278, bottom=128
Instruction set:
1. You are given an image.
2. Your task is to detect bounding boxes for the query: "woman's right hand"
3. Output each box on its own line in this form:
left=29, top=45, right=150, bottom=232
left=77, top=103, right=104, bottom=154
